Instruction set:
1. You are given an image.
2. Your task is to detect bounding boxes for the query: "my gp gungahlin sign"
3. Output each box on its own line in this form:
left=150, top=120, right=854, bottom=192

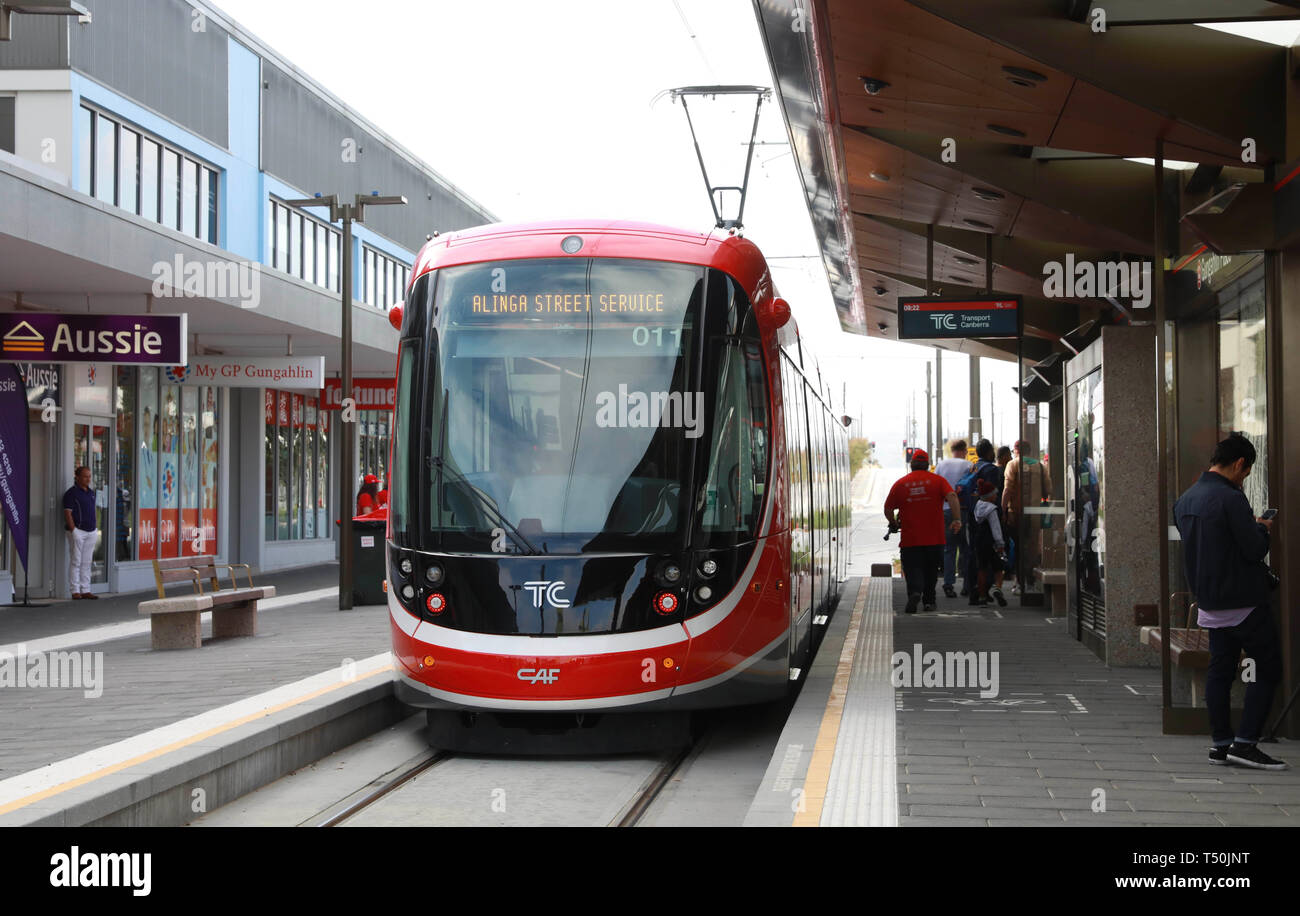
left=896, top=295, right=1022, bottom=340
left=0, top=313, right=187, bottom=365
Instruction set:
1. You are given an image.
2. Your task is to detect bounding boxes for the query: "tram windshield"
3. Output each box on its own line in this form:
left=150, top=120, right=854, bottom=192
left=414, top=258, right=705, bottom=553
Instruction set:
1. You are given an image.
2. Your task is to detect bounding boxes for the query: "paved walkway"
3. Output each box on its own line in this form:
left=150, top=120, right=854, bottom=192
left=894, top=580, right=1300, bottom=826
left=0, top=564, right=388, bottom=782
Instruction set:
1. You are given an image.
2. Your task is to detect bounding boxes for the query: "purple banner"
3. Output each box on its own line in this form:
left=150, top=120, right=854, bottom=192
left=0, top=313, right=187, bottom=366
left=0, top=363, right=28, bottom=571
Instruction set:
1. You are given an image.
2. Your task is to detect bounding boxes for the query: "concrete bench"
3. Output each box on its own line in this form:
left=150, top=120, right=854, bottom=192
left=141, top=557, right=276, bottom=650
left=1037, top=568, right=1066, bottom=616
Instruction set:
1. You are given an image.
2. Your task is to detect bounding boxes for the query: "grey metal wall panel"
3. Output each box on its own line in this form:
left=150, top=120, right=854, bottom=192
left=261, top=62, right=490, bottom=254
left=0, top=13, right=68, bottom=69
left=0, top=97, right=13, bottom=153
left=70, top=0, right=228, bottom=148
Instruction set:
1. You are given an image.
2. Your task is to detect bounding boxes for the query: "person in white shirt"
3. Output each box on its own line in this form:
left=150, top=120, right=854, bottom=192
left=933, top=439, right=972, bottom=598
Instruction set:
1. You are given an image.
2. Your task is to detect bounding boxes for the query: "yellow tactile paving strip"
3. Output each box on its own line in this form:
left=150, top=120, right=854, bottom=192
left=793, top=581, right=868, bottom=826
left=0, top=662, right=395, bottom=818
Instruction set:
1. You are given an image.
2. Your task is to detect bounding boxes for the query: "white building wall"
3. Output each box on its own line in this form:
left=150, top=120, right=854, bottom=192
left=0, top=70, right=73, bottom=182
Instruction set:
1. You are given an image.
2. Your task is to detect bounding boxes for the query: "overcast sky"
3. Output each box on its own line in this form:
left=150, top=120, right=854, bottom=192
left=210, top=0, right=1023, bottom=463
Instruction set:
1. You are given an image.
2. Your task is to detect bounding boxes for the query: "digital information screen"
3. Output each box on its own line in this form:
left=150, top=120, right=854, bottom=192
left=896, top=295, right=1022, bottom=340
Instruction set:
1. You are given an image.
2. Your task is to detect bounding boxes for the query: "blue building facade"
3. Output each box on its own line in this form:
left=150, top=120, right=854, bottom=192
left=0, top=0, right=495, bottom=598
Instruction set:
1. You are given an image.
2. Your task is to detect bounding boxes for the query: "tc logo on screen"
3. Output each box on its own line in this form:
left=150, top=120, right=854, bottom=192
left=929, top=313, right=958, bottom=330
left=522, top=580, right=570, bottom=609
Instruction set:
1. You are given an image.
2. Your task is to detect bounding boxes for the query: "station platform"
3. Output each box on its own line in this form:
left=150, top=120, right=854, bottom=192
left=746, top=574, right=1300, bottom=827
left=6, top=532, right=1299, bottom=827
left=0, top=565, right=398, bottom=826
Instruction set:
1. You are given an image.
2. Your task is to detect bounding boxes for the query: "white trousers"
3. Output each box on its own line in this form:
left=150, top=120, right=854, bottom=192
left=67, top=528, right=97, bottom=595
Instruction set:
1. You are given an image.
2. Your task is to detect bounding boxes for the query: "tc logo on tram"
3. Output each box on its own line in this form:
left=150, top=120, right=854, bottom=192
left=517, top=668, right=560, bottom=685
left=523, top=580, right=570, bottom=609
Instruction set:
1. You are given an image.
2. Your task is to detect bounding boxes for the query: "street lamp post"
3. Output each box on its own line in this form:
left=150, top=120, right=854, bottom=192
left=282, top=192, right=407, bottom=610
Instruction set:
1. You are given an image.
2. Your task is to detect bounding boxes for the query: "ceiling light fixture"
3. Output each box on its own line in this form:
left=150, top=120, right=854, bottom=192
left=972, top=187, right=1005, bottom=201
left=1002, top=65, right=1047, bottom=83
left=987, top=123, right=1027, bottom=138
left=861, top=77, right=890, bottom=95
left=873, top=285, right=888, bottom=296
left=963, top=218, right=995, bottom=230
left=869, top=170, right=891, bottom=182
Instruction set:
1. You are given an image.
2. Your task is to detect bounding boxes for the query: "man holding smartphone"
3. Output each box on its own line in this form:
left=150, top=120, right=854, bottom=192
left=1173, top=434, right=1284, bottom=769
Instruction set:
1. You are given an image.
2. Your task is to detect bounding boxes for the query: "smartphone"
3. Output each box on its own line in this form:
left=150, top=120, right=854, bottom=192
left=1262, top=508, right=1278, bottom=520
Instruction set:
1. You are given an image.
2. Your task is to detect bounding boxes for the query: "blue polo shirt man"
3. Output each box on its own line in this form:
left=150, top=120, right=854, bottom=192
left=63, top=465, right=99, bottom=600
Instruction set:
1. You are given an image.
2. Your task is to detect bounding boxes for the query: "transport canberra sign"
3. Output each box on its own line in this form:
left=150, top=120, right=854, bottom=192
left=0, top=313, right=186, bottom=365
left=897, top=295, right=1021, bottom=340
left=164, top=356, right=325, bottom=389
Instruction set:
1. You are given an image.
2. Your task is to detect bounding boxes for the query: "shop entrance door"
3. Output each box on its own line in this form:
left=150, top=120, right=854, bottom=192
left=13, top=418, right=56, bottom=598
left=71, top=420, right=112, bottom=592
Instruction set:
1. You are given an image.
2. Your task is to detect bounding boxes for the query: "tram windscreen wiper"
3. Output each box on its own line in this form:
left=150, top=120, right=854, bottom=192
left=432, top=390, right=538, bottom=555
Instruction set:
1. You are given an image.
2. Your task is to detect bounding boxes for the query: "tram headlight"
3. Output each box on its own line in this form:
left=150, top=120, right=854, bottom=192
left=398, top=557, right=413, bottom=578
left=657, top=562, right=682, bottom=586
left=698, top=559, right=718, bottom=578
left=426, top=592, right=448, bottom=615
left=425, top=563, right=445, bottom=586
left=400, top=583, right=416, bottom=601
left=694, top=585, right=714, bottom=604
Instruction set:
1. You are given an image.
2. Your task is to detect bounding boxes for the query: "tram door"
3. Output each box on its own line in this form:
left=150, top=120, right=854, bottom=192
left=71, top=421, right=111, bottom=592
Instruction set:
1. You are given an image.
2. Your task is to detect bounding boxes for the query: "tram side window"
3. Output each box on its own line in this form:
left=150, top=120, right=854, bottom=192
left=390, top=340, right=417, bottom=538
left=699, top=342, right=767, bottom=538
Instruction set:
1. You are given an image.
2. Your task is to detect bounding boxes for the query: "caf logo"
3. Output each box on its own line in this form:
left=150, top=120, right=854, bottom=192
left=166, top=365, right=190, bottom=383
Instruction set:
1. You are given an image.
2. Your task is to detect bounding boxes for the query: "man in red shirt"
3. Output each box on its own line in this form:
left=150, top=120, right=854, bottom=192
left=885, top=449, right=963, bottom=614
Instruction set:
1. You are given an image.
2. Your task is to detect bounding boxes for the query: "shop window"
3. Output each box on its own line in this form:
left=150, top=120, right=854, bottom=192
left=1218, top=273, right=1268, bottom=512
left=138, top=368, right=159, bottom=560
left=264, top=389, right=330, bottom=541
left=115, top=368, right=135, bottom=561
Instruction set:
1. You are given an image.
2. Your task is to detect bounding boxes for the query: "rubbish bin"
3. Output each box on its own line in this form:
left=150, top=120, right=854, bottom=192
left=351, top=507, right=388, bottom=605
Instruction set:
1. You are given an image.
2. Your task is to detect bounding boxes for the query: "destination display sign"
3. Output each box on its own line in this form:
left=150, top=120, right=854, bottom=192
left=0, top=313, right=186, bottom=365
left=897, top=295, right=1021, bottom=340
left=470, top=292, right=671, bottom=315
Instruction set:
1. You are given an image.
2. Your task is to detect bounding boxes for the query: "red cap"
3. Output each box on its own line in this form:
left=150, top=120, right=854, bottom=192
left=363, top=474, right=379, bottom=485
left=910, top=449, right=929, bottom=465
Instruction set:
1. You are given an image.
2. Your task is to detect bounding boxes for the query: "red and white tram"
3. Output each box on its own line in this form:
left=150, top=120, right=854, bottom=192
left=385, top=220, right=849, bottom=733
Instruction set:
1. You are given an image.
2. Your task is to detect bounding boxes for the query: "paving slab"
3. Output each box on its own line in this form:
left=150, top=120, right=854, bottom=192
left=892, top=576, right=1300, bottom=827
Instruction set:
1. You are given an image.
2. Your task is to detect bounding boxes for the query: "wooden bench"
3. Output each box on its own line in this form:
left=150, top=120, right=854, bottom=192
left=1138, top=593, right=1211, bottom=670
left=139, top=556, right=276, bottom=650
left=1138, top=594, right=1233, bottom=706
left=1139, top=626, right=1210, bottom=669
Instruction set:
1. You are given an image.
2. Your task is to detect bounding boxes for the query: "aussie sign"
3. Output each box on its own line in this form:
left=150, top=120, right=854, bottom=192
left=897, top=295, right=1021, bottom=340
left=0, top=313, right=186, bottom=365
left=164, top=356, right=325, bottom=389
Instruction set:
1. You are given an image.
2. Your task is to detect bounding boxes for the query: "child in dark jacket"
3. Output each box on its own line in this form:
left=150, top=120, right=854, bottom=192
left=973, top=479, right=1008, bottom=606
